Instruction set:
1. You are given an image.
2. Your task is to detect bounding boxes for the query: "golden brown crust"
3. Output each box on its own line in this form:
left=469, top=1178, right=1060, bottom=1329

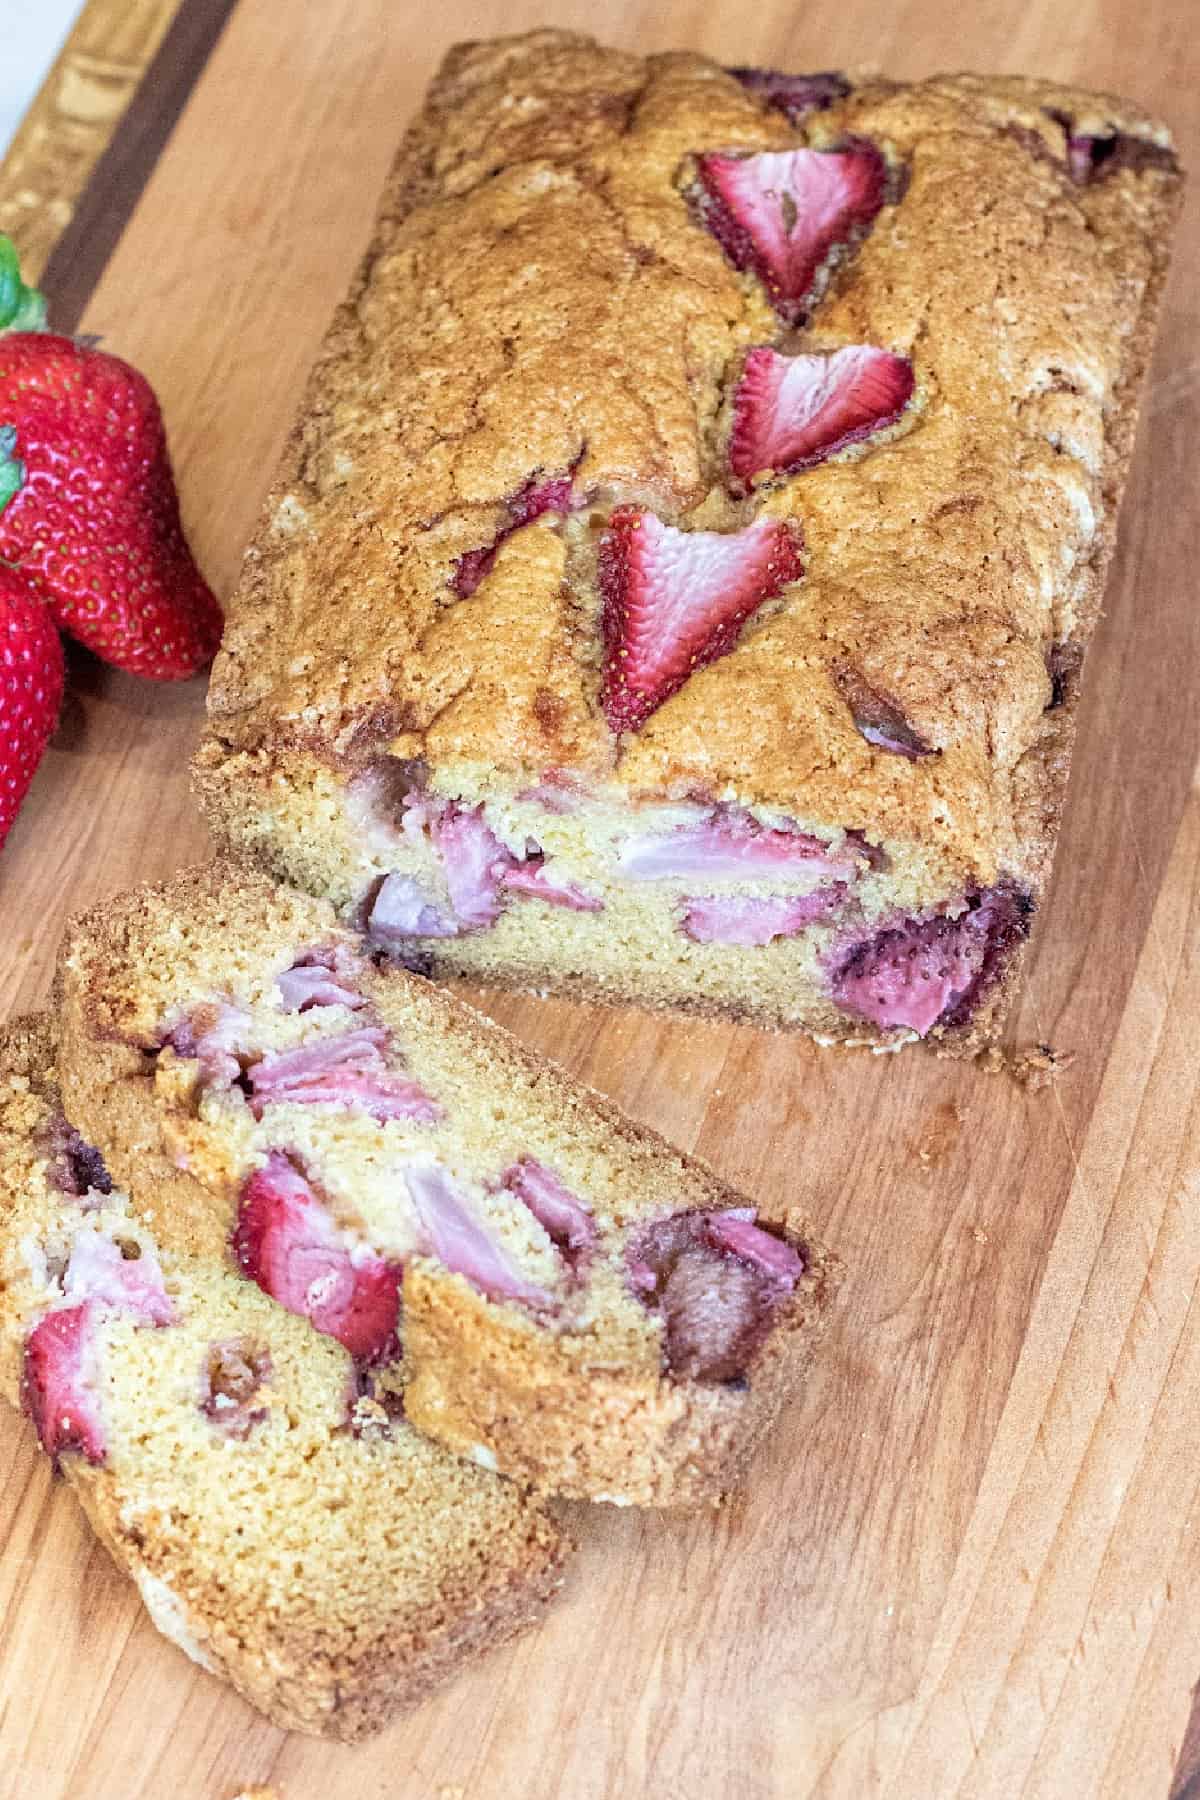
left=199, top=39, right=1179, bottom=849
left=194, top=33, right=1182, bottom=1051
left=55, top=860, right=842, bottom=1505
left=403, top=1209, right=841, bottom=1507
left=0, top=1016, right=568, bottom=1741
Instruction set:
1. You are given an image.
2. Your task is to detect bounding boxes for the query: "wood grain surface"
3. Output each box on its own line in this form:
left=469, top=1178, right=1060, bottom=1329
left=0, top=1, right=1196, bottom=1796
left=0, top=0, right=185, bottom=285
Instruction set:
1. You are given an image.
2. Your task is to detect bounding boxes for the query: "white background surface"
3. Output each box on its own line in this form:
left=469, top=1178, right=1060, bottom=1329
left=1, top=0, right=83, bottom=157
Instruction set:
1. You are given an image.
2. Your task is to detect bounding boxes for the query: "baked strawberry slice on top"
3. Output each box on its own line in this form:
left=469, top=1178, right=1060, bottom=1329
left=695, top=144, right=887, bottom=323
left=729, top=345, right=914, bottom=487
left=599, top=508, right=802, bottom=734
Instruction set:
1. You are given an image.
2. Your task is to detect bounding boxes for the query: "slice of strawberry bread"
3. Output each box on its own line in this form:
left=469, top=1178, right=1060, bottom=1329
left=192, top=31, right=1182, bottom=1053
left=55, top=862, right=840, bottom=1507
left=0, top=1015, right=567, bottom=1739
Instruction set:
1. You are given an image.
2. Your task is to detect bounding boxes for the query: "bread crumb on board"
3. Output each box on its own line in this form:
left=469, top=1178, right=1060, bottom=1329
left=228, top=1786, right=280, bottom=1800
left=979, top=1043, right=1076, bottom=1090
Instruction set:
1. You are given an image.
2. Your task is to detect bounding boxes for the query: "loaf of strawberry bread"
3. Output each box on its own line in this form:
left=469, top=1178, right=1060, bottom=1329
left=193, top=31, right=1181, bottom=1051
left=55, top=863, right=840, bottom=1506
left=0, top=1015, right=567, bottom=1738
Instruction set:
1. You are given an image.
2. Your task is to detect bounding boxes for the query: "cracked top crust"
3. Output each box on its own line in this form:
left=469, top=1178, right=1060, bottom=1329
left=202, top=31, right=1180, bottom=891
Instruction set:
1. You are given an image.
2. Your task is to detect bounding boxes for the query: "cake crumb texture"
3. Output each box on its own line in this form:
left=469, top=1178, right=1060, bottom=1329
left=199, top=33, right=1180, bottom=906
left=55, top=860, right=842, bottom=1505
left=0, top=1015, right=568, bottom=1740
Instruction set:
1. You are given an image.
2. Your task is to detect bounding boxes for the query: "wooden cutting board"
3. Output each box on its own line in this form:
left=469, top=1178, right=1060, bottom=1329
left=0, top=1, right=1197, bottom=1795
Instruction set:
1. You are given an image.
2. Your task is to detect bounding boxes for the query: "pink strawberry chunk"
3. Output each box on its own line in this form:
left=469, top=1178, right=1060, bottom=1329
left=41, top=1113, right=112, bottom=1200
left=232, top=1154, right=400, bottom=1362
left=276, top=951, right=366, bottom=1014
left=63, top=1229, right=175, bottom=1325
left=515, top=769, right=587, bottom=813
left=501, top=858, right=604, bottom=912
left=831, top=887, right=1031, bottom=1036
left=406, top=1162, right=553, bottom=1309
left=433, top=806, right=513, bottom=928
left=703, top=1211, right=804, bottom=1283
left=600, top=508, right=802, bottom=733
left=681, top=887, right=843, bottom=945
left=453, top=468, right=577, bottom=597
left=166, top=1004, right=250, bottom=1088
left=728, top=66, right=850, bottom=121
left=23, top=1303, right=106, bottom=1463
left=729, top=345, right=913, bottom=486
left=367, top=873, right=460, bottom=945
left=628, top=1208, right=802, bottom=1383
left=502, top=1158, right=596, bottom=1276
left=696, top=143, right=887, bottom=322
left=620, top=805, right=854, bottom=883
left=246, top=1026, right=442, bottom=1124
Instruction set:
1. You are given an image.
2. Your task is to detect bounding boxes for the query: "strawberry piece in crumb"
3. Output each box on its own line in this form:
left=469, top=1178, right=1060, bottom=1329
left=600, top=509, right=802, bottom=733
left=696, top=144, right=887, bottom=322
left=680, top=888, right=843, bottom=945
left=63, top=1229, right=175, bottom=1324
left=23, top=1303, right=105, bottom=1462
left=406, top=1162, right=553, bottom=1308
left=232, top=1155, right=400, bottom=1361
left=275, top=950, right=366, bottom=1013
left=727, top=66, right=850, bottom=121
left=367, top=873, right=460, bottom=947
left=433, top=806, right=513, bottom=927
left=831, top=887, right=1031, bottom=1036
left=246, top=1026, right=442, bottom=1124
left=502, top=1158, right=596, bottom=1277
left=628, top=1208, right=802, bottom=1383
left=620, top=805, right=853, bottom=883
left=729, top=345, right=913, bottom=487
left=501, top=858, right=604, bottom=912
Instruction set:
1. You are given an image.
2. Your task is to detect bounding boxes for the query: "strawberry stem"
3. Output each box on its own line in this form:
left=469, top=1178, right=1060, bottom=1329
left=0, top=237, right=47, bottom=334
left=0, top=425, right=23, bottom=515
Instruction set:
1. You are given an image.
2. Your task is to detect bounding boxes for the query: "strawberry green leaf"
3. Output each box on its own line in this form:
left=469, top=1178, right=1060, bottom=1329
left=0, top=425, right=24, bottom=516
left=0, top=238, right=47, bottom=335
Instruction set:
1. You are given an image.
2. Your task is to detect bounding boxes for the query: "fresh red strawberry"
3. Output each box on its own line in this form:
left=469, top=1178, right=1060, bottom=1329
left=232, top=1154, right=401, bottom=1362
left=599, top=508, right=802, bottom=733
left=831, top=661, right=933, bottom=759
left=729, top=345, right=913, bottom=487
left=0, top=238, right=221, bottom=679
left=22, top=1303, right=105, bottom=1463
left=830, top=887, right=1031, bottom=1036
left=0, top=558, right=63, bottom=848
left=727, top=66, right=850, bottom=121
left=453, top=467, right=578, bottom=597
left=695, top=144, right=886, bottom=323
